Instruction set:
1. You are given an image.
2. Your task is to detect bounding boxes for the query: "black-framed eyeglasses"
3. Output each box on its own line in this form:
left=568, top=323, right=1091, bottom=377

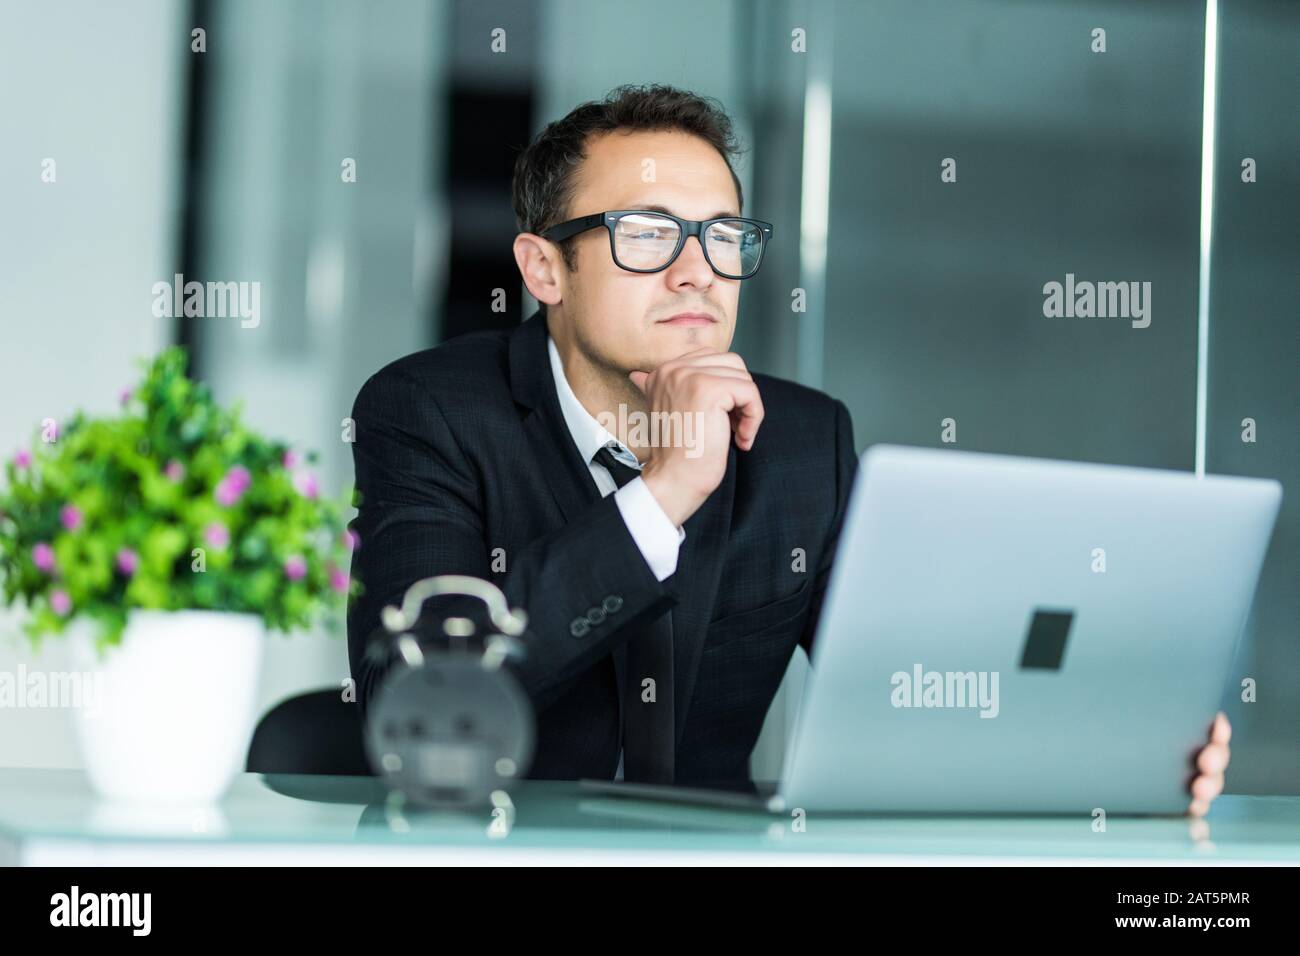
left=541, top=210, right=774, bottom=280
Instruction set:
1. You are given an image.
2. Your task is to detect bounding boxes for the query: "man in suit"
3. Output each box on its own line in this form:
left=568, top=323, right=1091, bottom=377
left=347, top=84, right=1231, bottom=810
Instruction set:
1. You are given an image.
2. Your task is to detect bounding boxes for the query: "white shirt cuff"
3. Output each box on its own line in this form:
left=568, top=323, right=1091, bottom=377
left=614, top=476, right=685, bottom=581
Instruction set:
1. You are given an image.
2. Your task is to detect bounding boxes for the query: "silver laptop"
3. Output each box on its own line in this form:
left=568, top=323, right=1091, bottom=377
left=579, top=444, right=1282, bottom=814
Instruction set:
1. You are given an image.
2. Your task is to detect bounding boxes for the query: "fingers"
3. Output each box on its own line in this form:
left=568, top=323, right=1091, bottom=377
left=629, top=355, right=750, bottom=391
left=697, top=376, right=763, bottom=449
left=1197, top=740, right=1230, bottom=775
left=1211, top=711, right=1232, bottom=745
left=674, top=350, right=748, bottom=372
left=667, top=346, right=722, bottom=359
left=626, top=351, right=759, bottom=452
left=728, top=409, right=755, bottom=450
left=628, top=353, right=763, bottom=450
left=650, top=348, right=749, bottom=375
left=629, top=366, right=757, bottom=401
left=1186, top=717, right=1231, bottom=817
left=715, top=378, right=764, bottom=449
left=676, top=365, right=754, bottom=381
left=1187, top=771, right=1223, bottom=818
left=630, top=346, right=732, bottom=370
left=1190, top=771, right=1224, bottom=805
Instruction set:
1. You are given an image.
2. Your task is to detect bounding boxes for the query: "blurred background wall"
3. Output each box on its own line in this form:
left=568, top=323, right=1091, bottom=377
left=0, top=0, right=1295, bottom=792
left=0, top=0, right=183, bottom=767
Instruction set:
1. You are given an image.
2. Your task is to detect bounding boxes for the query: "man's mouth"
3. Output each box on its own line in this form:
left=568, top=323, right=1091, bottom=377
left=657, top=312, right=717, bottom=327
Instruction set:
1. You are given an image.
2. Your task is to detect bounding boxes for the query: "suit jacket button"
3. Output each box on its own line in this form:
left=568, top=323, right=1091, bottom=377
left=602, top=595, right=623, bottom=613
left=570, top=618, right=590, bottom=638
left=586, top=607, right=606, bottom=626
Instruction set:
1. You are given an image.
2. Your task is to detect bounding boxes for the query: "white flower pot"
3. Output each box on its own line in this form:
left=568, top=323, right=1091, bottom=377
left=67, top=609, right=265, bottom=804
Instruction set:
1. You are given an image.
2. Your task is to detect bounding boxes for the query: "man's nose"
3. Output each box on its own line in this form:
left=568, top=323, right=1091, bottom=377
left=667, top=235, right=714, bottom=285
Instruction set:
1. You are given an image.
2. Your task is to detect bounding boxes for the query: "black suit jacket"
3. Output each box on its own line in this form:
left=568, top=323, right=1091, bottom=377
left=347, top=309, right=857, bottom=785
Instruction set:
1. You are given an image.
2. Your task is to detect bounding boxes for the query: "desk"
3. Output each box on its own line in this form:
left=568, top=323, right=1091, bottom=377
left=1, top=768, right=1297, bottom=865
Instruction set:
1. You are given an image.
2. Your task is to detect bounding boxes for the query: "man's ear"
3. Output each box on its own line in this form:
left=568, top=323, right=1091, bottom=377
left=513, top=233, right=564, bottom=307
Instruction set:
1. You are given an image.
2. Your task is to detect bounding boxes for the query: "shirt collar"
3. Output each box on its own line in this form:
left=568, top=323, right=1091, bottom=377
left=547, top=332, right=640, bottom=469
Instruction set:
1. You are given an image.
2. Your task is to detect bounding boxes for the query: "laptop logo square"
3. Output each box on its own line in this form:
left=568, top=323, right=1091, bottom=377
left=1021, top=609, right=1074, bottom=670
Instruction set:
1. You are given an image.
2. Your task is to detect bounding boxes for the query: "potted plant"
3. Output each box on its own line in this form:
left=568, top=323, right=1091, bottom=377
left=0, top=348, right=356, bottom=803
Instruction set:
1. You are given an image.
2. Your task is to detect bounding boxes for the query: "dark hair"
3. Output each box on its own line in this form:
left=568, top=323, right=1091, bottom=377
left=512, top=83, right=746, bottom=274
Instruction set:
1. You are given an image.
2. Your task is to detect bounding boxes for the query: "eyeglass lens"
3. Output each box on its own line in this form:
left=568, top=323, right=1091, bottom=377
left=612, top=213, right=763, bottom=277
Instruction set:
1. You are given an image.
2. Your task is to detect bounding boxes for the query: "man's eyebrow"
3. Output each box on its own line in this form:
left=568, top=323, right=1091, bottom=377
left=629, top=203, right=741, bottom=220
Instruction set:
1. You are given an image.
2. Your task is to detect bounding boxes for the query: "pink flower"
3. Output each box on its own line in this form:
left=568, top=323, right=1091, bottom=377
left=328, top=564, right=350, bottom=593
left=32, top=542, right=56, bottom=573
left=343, top=529, right=359, bottom=552
left=60, top=504, right=83, bottom=531
left=214, top=465, right=253, bottom=505
left=164, top=459, right=185, bottom=482
left=118, top=388, right=132, bottom=406
left=204, top=522, right=229, bottom=549
left=13, top=449, right=31, bottom=470
left=50, top=590, right=71, bottom=616
left=284, top=555, right=307, bottom=581
left=115, top=548, right=139, bottom=576
left=293, top=471, right=319, bottom=500
left=282, top=449, right=298, bottom=470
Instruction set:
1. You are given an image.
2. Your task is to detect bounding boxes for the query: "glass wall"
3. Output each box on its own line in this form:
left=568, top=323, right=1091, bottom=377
left=1207, top=0, right=1300, bottom=793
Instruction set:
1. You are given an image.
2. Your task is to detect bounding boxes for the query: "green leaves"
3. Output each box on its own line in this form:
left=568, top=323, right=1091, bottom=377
left=0, top=346, right=357, bottom=647
left=139, top=524, right=187, bottom=577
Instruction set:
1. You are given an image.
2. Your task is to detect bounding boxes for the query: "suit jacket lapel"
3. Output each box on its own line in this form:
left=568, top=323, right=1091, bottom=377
left=509, top=310, right=601, bottom=525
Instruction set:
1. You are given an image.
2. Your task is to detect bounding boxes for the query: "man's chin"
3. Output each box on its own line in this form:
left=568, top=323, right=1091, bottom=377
left=650, top=325, right=727, bottom=356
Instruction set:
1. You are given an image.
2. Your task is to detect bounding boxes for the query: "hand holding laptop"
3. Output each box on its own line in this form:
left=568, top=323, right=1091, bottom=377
left=1189, top=712, right=1232, bottom=817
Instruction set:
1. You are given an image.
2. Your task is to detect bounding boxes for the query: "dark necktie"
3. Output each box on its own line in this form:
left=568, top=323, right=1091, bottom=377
left=592, top=444, right=676, bottom=784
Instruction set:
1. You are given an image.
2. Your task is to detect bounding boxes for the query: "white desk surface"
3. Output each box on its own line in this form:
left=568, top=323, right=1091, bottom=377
left=1, top=768, right=1298, bottom=866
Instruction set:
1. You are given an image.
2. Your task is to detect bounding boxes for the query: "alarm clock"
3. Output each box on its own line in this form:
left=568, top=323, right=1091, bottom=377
left=363, top=575, right=534, bottom=809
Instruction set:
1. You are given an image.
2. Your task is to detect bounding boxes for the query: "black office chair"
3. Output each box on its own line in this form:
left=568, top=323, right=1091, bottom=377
left=246, top=688, right=375, bottom=776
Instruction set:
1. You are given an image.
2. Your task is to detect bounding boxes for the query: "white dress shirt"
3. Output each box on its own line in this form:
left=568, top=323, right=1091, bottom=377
left=547, top=333, right=685, bottom=781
